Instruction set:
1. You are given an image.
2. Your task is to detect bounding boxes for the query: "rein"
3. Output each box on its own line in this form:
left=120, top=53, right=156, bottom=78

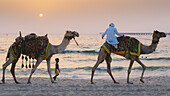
left=64, top=36, right=79, bottom=46
left=73, top=37, right=79, bottom=46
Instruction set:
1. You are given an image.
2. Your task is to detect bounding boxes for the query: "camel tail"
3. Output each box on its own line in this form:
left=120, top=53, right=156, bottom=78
left=5, top=48, right=10, bottom=62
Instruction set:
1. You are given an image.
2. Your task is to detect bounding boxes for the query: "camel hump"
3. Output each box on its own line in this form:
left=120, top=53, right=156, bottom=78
left=25, top=33, right=38, bottom=40
left=13, top=33, right=49, bottom=58
left=37, top=35, right=49, bottom=49
left=117, top=36, right=139, bottom=43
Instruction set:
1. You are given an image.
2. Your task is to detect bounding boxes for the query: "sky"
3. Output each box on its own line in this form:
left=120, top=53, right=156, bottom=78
left=0, top=0, right=170, bottom=34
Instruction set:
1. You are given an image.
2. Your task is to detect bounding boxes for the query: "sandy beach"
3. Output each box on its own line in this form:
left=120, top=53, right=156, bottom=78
left=0, top=76, right=169, bottom=96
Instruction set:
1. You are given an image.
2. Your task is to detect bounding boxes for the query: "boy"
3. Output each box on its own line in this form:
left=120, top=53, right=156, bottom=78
left=53, top=58, right=60, bottom=80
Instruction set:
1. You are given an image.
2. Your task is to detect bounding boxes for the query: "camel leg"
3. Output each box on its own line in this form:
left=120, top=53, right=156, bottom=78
left=105, top=54, right=119, bottom=84
left=27, top=58, right=43, bottom=84
left=91, top=48, right=106, bottom=84
left=127, top=60, right=134, bottom=84
left=2, top=56, right=15, bottom=84
left=135, top=58, right=146, bottom=83
left=46, top=58, right=54, bottom=83
left=10, top=59, right=20, bottom=84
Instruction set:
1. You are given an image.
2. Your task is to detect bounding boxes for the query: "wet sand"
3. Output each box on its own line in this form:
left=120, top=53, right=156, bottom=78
left=0, top=76, right=170, bottom=96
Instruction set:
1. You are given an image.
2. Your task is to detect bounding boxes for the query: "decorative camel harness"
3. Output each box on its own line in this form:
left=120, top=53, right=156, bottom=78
left=102, top=36, right=141, bottom=56
left=7, top=33, right=51, bottom=68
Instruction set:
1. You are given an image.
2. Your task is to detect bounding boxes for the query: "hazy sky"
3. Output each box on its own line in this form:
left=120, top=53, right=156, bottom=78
left=0, top=0, right=170, bottom=34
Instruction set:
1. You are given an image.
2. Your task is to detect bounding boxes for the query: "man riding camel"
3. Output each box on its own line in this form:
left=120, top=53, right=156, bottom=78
left=102, top=23, right=124, bottom=49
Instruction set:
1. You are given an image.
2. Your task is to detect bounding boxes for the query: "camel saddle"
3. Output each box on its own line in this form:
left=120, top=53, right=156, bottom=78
left=20, top=33, right=49, bottom=58
left=102, top=36, right=141, bottom=56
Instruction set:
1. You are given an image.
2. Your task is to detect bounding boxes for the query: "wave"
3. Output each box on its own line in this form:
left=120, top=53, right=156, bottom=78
left=63, top=50, right=98, bottom=54
left=132, top=66, right=170, bottom=71
left=75, top=66, right=124, bottom=71
left=9, top=66, right=170, bottom=72
left=75, top=66, right=170, bottom=71
left=63, top=50, right=170, bottom=60
left=1, top=66, right=170, bottom=78
left=140, top=57, right=170, bottom=61
left=0, top=49, right=6, bottom=54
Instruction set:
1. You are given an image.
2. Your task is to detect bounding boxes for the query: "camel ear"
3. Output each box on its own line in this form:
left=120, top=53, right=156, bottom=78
left=66, top=30, right=71, bottom=33
left=45, top=34, right=48, bottom=37
left=19, top=31, right=22, bottom=37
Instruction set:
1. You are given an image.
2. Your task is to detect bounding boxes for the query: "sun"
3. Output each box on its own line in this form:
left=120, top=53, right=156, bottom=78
left=39, top=13, right=43, bottom=17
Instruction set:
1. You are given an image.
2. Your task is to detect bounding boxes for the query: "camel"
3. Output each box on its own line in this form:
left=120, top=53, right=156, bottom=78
left=91, top=30, right=166, bottom=84
left=2, top=31, right=79, bottom=84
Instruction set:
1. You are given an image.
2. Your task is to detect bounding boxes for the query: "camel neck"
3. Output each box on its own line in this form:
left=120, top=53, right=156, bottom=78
left=141, top=36, right=160, bottom=54
left=52, top=38, right=70, bottom=54
left=149, top=37, right=159, bottom=52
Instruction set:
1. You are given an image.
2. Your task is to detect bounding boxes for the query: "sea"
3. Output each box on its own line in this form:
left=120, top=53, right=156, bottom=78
left=0, top=33, right=169, bottom=80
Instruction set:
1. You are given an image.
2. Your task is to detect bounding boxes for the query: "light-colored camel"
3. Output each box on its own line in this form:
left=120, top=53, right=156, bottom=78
left=2, top=31, right=79, bottom=84
left=91, top=30, right=166, bottom=84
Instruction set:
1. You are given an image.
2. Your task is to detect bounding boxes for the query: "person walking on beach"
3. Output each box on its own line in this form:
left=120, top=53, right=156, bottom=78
left=53, top=58, right=60, bottom=80
left=102, top=23, right=124, bottom=48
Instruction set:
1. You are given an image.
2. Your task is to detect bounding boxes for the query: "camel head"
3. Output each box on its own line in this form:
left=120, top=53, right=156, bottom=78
left=64, top=30, right=79, bottom=40
left=153, top=30, right=166, bottom=39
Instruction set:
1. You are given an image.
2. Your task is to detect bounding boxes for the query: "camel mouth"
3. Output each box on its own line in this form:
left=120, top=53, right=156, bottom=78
left=74, top=32, right=79, bottom=37
left=72, top=32, right=79, bottom=46
left=160, top=32, right=166, bottom=37
left=163, top=33, right=166, bottom=37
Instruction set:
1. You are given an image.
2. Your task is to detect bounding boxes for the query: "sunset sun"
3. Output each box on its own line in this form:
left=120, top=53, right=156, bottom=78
left=39, top=13, right=43, bottom=17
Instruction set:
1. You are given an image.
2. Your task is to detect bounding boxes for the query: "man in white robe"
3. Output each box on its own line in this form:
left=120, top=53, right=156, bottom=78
left=102, top=23, right=124, bottom=48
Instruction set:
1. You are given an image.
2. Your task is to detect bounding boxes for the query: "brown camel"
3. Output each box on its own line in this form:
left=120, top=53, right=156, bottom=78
left=91, top=30, right=166, bottom=84
left=2, top=31, right=79, bottom=84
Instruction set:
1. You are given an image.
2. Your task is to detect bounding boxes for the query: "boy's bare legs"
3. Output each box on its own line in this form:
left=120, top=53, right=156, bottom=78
left=53, top=76, right=56, bottom=80
left=53, top=74, right=59, bottom=80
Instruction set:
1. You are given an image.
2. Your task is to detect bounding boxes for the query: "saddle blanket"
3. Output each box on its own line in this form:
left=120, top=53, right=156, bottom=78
left=102, top=36, right=141, bottom=56
left=21, top=33, right=49, bottom=58
left=9, top=42, right=51, bottom=60
left=11, top=33, right=50, bottom=59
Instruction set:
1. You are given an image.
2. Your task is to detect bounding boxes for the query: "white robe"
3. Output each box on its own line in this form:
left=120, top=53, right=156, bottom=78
left=102, top=23, right=123, bottom=46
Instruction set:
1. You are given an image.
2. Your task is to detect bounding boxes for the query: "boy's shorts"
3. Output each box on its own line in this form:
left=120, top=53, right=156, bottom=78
left=55, top=69, right=59, bottom=75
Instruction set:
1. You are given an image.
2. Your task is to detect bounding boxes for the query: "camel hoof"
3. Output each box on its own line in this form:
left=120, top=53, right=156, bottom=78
left=140, top=79, right=144, bottom=83
left=52, top=81, right=57, bottom=84
left=2, top=79, right=5, bottom=84
left=114, top=82, right=119, bottom=84
left=51, top=81, right=55, bottom=83
left=127, top=82, right=133, bottom=84
left=91, top=82, right=94, bottom=84
left=27, top=82, right=31, bottom=84
left=16, top=82, right=21, bottom=84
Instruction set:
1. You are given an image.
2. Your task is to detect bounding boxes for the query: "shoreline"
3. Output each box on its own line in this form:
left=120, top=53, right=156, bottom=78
left=0, top=76, right=170, bottom=96
left=4, top=74, right=170, bottom=80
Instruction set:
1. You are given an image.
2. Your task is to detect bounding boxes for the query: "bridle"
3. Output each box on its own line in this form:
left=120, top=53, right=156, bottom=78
left=64, top=35, right=79, bottom=46
left=64, top=36, right=74, bottom=40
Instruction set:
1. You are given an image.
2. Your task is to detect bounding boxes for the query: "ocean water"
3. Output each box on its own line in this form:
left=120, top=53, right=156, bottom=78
left=0, top=33, right=169, bottom=80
